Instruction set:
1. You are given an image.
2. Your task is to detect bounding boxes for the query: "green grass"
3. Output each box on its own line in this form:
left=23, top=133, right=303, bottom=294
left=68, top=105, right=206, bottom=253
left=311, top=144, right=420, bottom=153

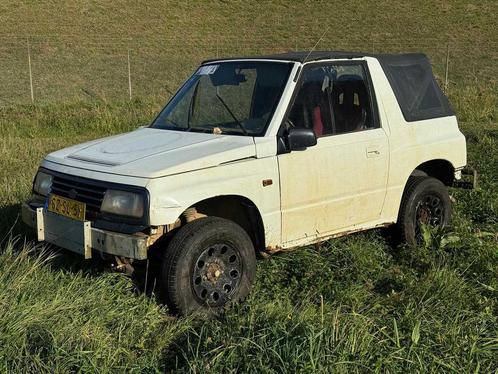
left=1, top=105, right=497, bottom=373
left=1, top=196, right=498, bottom=371
left=0, top=1, right=497, bottom=372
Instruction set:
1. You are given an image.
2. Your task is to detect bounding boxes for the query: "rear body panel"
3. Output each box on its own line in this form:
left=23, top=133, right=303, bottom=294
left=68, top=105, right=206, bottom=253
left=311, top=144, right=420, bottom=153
left=365, top=57, right=466, bottom=222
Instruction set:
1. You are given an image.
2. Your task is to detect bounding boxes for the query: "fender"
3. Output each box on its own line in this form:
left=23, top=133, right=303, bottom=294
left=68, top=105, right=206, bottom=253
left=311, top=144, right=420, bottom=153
left=146, top=156, right=282, bottom=248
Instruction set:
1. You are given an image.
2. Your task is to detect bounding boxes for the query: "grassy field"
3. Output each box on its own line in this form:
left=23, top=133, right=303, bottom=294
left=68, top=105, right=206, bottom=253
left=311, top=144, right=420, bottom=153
left=0, top=0, right=497, bottom=116
left=1, top=1, right=497, bottom=372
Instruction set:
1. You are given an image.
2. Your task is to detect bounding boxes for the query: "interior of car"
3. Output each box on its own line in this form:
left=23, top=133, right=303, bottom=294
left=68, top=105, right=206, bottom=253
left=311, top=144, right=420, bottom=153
left=287, top=64, right=373, bottom=137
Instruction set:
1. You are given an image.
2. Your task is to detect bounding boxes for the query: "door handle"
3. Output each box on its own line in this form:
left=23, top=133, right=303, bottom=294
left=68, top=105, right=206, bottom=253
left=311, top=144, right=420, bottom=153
left=366, top=147, right=381, bottom=158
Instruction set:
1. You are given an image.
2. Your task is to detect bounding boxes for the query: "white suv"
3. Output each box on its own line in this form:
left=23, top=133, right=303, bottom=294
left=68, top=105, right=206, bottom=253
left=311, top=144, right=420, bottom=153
left=23, top=51, right=472, bottom=315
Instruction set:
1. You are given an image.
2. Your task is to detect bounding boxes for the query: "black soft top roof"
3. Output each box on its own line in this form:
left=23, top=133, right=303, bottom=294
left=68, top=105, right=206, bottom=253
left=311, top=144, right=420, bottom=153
left=202, top=50, right=424, bottom=64
left=203, top=51, right=455, bottom=122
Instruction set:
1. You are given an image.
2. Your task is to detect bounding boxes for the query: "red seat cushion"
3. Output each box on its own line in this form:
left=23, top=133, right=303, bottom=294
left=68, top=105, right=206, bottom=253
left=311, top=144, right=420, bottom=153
left=313, top=105, right=324, bottom=137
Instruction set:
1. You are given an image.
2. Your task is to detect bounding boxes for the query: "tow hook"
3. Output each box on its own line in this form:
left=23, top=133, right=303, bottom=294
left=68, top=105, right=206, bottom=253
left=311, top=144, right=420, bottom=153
left=453, top=167, right=478, bottom=189
left=112, top=256, right=134, bottom=275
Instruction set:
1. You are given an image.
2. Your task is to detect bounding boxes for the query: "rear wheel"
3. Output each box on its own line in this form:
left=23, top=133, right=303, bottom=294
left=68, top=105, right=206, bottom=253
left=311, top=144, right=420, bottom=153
left=396, top=176, right=452, bottom=246
left=160, top=217, right=256, bottom=315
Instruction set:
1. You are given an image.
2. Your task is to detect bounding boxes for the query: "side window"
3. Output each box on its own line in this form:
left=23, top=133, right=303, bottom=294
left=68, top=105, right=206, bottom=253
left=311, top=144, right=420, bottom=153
left=286, top=63, right=376, bottom=137
left=333, top=65, right=376, bottom=134
left=286, top=67, right=331, bottom=137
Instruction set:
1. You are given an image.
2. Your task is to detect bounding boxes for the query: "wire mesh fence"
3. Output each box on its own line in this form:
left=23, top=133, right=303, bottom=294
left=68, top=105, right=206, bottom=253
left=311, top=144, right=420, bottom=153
left=0, top=35, right=496, bottom=106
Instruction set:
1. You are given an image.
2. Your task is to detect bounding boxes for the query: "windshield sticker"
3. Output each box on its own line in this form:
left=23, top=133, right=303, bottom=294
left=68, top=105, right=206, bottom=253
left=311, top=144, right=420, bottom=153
left=197, top=65, right=219, bottom=75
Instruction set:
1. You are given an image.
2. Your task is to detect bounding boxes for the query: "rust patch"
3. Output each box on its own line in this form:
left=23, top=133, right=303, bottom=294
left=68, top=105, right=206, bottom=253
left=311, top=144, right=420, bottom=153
left=166, top=219, right=182, bottom=233
left=113, top=256, right=134, bottom=275
left=183, top=207, right=207, bottom=223
left=266, top=222, right=392, bottom=255
left=264, top=245, right=284, bottom=255
left=146, top=225, right=166, bottom=247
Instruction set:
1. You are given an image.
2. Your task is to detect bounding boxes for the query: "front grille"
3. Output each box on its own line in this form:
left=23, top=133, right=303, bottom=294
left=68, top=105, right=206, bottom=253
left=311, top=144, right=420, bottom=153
left=51, top=174, right=107, bottom=220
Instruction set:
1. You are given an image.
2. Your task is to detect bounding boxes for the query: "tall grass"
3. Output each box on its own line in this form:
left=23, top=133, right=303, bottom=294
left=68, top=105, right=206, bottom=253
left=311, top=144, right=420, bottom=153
left=0, top=98, right=160, bottom=138
left=0, top=102, right=497, bottom=372
left=0, top=239, right=192, bottom=372
left=1, top=213, right=497, bottom=372
left=1, top=117, right=498, bottom=371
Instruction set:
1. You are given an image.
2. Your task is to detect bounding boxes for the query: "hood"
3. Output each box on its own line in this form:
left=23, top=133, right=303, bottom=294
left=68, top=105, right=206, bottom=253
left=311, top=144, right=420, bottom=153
left=44, top=128, right=257, bottom=178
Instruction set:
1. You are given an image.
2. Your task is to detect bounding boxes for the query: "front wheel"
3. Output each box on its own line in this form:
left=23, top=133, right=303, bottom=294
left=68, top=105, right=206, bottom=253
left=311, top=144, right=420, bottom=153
left=160, top=217, right=256, bottom=315
left=396, top=176, right=452, bottom=246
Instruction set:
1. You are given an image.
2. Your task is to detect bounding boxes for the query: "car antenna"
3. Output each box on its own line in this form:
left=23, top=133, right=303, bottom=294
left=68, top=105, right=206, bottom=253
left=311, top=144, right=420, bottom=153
left=303, top=29, right=328, bottom=64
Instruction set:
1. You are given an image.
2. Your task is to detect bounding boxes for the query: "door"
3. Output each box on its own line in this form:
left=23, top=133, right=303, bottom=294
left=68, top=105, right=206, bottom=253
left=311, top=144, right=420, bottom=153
left=278, top=61, right=389, bottom=244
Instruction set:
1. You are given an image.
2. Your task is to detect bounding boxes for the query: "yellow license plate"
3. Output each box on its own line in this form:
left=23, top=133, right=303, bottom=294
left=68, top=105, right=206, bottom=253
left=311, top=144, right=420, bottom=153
left=48, top=194, right=86, bottom=221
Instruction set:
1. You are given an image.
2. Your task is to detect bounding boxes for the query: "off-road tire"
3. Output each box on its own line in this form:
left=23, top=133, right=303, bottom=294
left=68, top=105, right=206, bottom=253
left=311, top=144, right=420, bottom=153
left=160, top=217, right=256, bottom=315
left=396, top=176, right=452, bottom=246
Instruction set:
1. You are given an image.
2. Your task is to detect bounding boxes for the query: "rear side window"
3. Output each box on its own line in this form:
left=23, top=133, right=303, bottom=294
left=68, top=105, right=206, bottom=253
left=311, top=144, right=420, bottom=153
left=379, top=54, right=454, bottom=122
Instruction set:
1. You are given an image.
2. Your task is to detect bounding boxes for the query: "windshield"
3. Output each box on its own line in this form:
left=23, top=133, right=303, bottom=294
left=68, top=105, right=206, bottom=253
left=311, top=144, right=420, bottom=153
left=151, top=61, right=293, bottom=136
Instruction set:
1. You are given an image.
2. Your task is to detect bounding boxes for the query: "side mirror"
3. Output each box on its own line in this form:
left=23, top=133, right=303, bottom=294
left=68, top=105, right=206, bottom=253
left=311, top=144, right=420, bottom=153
left=287, top=127, right=317, bottom=151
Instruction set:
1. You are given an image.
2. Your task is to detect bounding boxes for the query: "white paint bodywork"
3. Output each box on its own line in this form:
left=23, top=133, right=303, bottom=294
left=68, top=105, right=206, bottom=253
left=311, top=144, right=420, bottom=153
left=39, top=56, right=467, bottom=251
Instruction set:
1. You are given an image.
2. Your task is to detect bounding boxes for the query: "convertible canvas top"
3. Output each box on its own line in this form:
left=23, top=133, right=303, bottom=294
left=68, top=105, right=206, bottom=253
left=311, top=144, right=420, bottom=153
left=202, top=51, right=368, bottom=63
left=203, top=51, right=455, bottom=122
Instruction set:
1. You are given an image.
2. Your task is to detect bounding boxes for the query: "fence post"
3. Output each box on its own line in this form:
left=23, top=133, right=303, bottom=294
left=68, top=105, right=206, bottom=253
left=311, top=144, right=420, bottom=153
left=444, top=42, right=450, bottom=93
left=27, top=38, right=34, bottom=103
left=127, top=49, right=132, bottom=101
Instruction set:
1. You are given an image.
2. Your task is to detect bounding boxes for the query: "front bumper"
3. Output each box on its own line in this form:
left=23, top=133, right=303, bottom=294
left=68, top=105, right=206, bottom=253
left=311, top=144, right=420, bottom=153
left=22, top=203, right=148, bottom=260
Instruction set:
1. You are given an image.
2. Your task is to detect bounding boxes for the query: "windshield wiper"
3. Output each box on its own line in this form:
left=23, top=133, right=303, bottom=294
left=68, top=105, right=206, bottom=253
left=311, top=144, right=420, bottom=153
left=215, top=91, right=249, bottom=136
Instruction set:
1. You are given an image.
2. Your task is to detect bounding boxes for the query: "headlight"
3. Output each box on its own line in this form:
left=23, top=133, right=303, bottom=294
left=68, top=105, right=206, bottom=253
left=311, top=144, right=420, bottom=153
left=33, top=172, right=53, bottom=196
left=101, top=190, right=144, bottom=218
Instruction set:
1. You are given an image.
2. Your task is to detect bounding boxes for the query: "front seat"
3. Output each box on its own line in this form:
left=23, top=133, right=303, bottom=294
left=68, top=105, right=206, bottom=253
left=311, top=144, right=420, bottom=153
left=333, top=75, right=369, bottom=133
